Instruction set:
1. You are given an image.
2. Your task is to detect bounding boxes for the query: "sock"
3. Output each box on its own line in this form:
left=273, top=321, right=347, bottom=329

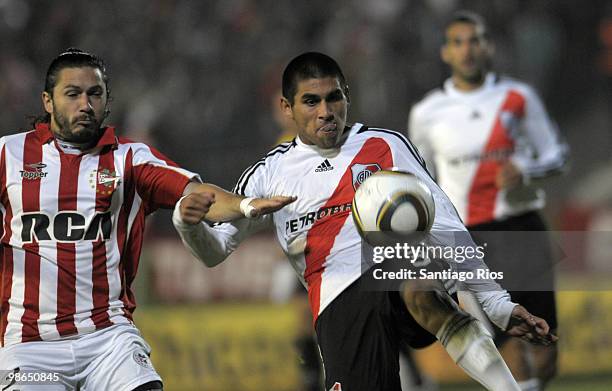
left=518, top=378, right=541, bottom=391
left=437, top=313, right=520, bottom=391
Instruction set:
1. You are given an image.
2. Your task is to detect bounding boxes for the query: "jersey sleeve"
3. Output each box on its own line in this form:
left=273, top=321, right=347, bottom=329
left=230, top=157, right=274, bottom=229
left=130, top=143, right=200, bottom=212
left=512, top=86, right=569, bottom=179
left=173, top=210, right=270, bottom=267
left=231, top=156, right=269, bottom=198
left=408, top=104, right=437, bottom=178
left=172, top=159, right=273, bottom=267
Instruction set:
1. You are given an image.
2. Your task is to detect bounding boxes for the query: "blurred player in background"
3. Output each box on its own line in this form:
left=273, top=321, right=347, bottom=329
left=174, top=51, right=556, bottom=391
left=408, top=11, right=568, bottom=391
left=0, top=48, right=292, bottom=391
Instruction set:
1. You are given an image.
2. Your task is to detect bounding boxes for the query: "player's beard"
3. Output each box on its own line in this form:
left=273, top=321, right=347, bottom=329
left=52, top=111, right=103, bottom=145
left=459, top=67, right=485, bottom=85
left=458, top=56, right=490, bottom=86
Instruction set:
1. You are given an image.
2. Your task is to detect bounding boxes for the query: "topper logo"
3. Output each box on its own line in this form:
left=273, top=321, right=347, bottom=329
left=20, top=162, right=48, bottom=180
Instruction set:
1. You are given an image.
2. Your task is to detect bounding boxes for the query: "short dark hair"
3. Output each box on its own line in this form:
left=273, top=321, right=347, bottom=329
left=444, top=10, right=489, bottom=41
left=33, top=48, right=111, bottom=126
left=282, top=52, right=348, bottom=105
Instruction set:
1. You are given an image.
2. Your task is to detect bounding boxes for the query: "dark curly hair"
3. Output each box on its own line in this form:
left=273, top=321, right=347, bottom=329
left=32, top=48, right=111, bottom=126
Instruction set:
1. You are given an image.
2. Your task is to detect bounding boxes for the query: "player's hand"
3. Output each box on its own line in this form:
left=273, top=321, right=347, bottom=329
left=506, top=305, right=558, bottom=346
left=179, top=191, right=216, bottom=224
left=248, top=196, right=297, bottom=217
left=496, top=161, right=523, bottom=189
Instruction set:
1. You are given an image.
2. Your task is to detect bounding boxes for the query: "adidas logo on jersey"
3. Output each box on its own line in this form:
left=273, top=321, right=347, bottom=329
left=315, top=159, right=334, bottom=172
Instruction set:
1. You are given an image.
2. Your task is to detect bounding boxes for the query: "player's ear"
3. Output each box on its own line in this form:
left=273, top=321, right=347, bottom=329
left=42, top=91, right=53, bottom=114
left=440, top=45, right=450, bottom=65
left=103, top=103, right=111, bottom=121
left=280, top=96, right=293, bottom=120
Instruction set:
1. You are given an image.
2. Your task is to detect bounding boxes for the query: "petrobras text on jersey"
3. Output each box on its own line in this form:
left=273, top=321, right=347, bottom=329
left=285, top=202, right=353, bottom=234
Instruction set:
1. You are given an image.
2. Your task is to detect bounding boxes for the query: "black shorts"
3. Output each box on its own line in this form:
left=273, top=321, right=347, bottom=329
left=469, top=211, right=558, bottom=343
left=314, top=273, right=437, bottom=391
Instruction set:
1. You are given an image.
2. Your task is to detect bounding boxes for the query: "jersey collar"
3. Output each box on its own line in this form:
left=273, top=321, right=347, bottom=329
left=35, top=123, right=118, bottom=150
left=444, top=72, right=497, bottom=97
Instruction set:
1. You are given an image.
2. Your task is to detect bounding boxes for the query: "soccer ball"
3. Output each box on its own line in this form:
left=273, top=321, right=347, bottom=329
left=352, top=170, right=435, bottom=244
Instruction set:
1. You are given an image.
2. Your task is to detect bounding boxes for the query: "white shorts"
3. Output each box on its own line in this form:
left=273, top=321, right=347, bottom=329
left=0, top=323, right=161, bottom=391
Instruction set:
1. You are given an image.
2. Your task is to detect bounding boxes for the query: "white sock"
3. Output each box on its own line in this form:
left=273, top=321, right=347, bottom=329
left=518, top=378, right=541, bottom=391
left=437, top=314, right=520, bottom=391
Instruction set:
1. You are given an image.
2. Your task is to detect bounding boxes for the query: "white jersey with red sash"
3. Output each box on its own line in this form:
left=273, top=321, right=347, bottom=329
left=202, top=123, right=511, bottom=324
left=409, top=73, right=568, bottom=226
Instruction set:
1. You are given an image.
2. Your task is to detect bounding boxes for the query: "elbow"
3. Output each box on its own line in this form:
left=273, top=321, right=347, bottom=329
left=175, top=221, right=236, bottom=268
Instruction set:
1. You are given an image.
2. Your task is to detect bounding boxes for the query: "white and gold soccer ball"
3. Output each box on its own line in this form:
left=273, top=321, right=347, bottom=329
left=352, top=170, right=435, bottom=243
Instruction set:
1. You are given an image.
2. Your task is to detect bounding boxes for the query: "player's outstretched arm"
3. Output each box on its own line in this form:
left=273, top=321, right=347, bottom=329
left=173, top=183, right=294, bottom=268
left=181, top=182, right=296, bottom=223
left=506, top=305, right=558, bottom=346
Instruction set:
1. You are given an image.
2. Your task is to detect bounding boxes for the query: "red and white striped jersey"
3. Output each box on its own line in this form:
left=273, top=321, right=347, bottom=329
left=409, top=73, right=568, bottom=226
left=185, top=123, right=513, bottom=325
left=0, top=124, right=196, bottom=347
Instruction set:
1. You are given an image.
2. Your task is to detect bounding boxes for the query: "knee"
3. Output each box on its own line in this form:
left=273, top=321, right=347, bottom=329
left=402, top=283, right=456, bottom=325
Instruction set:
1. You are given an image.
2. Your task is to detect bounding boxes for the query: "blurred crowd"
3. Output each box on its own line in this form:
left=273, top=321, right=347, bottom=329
left=0, top=0, right=610, bottom=213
